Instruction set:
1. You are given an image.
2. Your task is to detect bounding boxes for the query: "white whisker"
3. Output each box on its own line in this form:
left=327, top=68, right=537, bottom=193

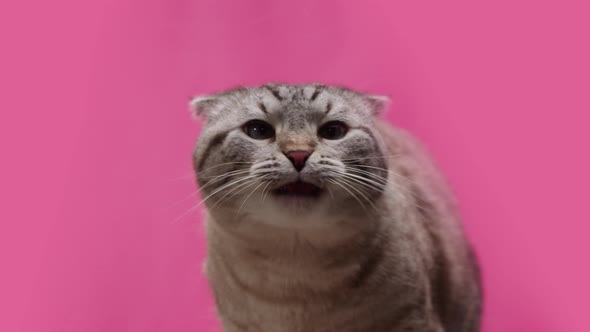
left=347, top=167, right=414, bottom=186
left=237, top=177, right=271, bottom=215
left=171, top=204, right=201, bottom=225
left=261, top=180, right=274, bottom=203
left=327, top=178, right=367, bottom=211
left=167, top=191, right=200, bottom=209
left=346, top=164, right=389, bottom=173
left=207, top=177, right=262, bottom=211
left=198, top=175, right=260, bottom=207
left=198, top=169, right=252, bottom=192
left=198, top=161, right=253, bottom=174
left=340, top=154, right=401, bottom=162
left=337, top=173, right=386, bottom=194
left=327, top=168, right=420, bottom=208
left=337, top=177, right=376, bottom=210
left=341, top=170, right=389, bottom=189
left=171, top=176, right=257, bottom=224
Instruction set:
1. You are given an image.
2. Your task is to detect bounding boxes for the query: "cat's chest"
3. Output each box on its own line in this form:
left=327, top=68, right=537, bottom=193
left=216, top=296, right=370, bottom=332
left=207, top=259, right=369, bottom=331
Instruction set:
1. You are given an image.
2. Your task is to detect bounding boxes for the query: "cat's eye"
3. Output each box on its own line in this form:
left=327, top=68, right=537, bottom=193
left=318, top=121, right=348, bottom=140
left=242, top=120, right=275, bottom=140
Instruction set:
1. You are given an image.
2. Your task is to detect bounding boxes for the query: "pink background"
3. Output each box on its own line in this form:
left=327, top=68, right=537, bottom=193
left=1, top=0, right=589, bottom=331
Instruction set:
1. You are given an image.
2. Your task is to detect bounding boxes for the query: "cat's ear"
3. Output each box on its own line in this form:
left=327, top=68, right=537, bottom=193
left=189, top=95, right=217, bottom=119
left=366, top=94, right=391, bottom=116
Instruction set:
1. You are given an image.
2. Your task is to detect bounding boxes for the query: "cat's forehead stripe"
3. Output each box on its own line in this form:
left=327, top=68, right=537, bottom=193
left=265, top=86, right=284, bottom=101
left=258, top=102, right=268, bottom=114
left=264, top=85, right=330, bottom=104
left=325, top=101, right=333, bottom=115
left=309, top=87, right=322, bottom=101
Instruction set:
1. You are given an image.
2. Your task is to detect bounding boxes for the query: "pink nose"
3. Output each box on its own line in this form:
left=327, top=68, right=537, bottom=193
left=285, top=150, right=312, bottom=172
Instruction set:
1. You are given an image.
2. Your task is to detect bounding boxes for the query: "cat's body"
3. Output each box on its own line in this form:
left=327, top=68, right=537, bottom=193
left=191, top=84, right=481, bottom=332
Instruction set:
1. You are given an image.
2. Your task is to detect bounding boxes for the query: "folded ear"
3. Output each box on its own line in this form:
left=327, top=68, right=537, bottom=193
left=189, top=95, right=217, bottom=119
left=366, top=94, right=391, bottom=115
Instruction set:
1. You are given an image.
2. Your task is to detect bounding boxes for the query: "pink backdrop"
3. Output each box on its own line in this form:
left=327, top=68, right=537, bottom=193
left=1, top=0, right=589, bottom=331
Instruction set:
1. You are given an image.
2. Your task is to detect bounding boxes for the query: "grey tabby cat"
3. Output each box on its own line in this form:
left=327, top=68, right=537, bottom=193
left=190, top=83, right=482, bottom=332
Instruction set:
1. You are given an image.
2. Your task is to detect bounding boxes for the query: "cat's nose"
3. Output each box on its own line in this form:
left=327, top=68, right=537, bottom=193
left=285, top=150, right=312, bottom=172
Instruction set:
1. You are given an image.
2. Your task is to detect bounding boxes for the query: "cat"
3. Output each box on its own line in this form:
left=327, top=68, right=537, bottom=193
left=190, top=83, right=482, bottom=332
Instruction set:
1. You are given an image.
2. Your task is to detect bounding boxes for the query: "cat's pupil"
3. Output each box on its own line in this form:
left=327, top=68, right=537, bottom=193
left=243, top=120, right=275, bottom=140
left=319, top=121, right=347, bottom=140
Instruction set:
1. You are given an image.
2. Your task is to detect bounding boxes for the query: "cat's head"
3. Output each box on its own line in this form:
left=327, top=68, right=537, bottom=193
left=191, top=83, right=390, bottom=227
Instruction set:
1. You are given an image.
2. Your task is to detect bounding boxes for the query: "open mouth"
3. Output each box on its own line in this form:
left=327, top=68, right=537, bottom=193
left=273, top=180, right=322, bottom=198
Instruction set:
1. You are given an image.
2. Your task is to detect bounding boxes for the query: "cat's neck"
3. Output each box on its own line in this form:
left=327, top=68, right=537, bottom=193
left=206, top=211, right=385, bottom=270
left=205, top=214, right=393, bottom=309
